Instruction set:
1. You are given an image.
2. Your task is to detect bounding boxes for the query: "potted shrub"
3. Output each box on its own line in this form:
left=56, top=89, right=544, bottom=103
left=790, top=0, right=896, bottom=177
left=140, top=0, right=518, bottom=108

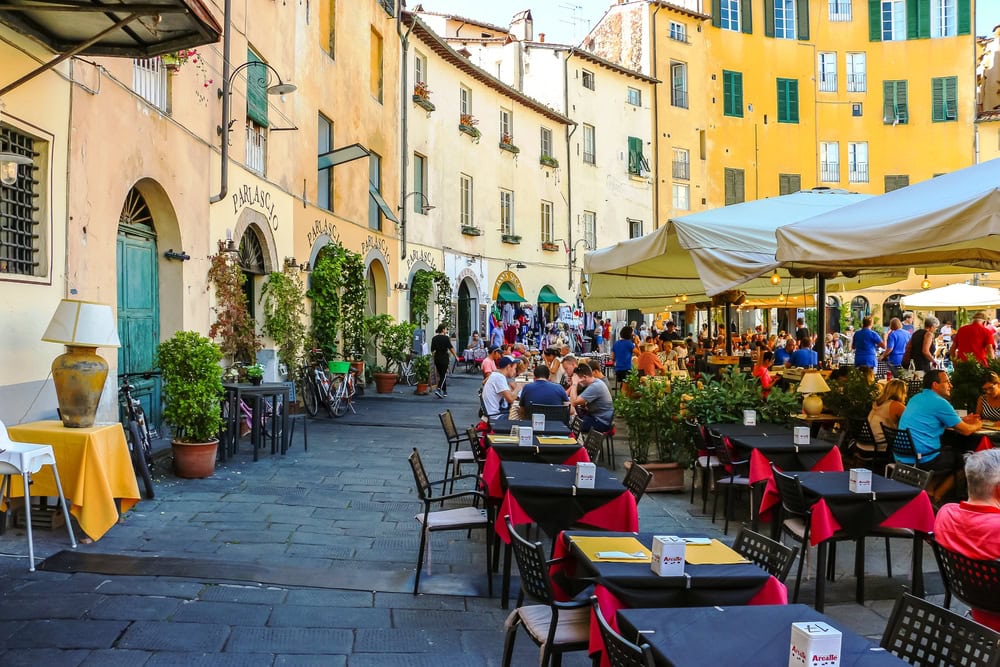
left=157, top=330, right=225, bottom=478
left=413, top=354, right=431, bottom=395
left=823, top=367, right=880, bottom=422
left=373, top=320, right=417, bottom=394
left=373, top=364, right=397, bottom=394
left=207, top=241, right=261, bottom=365
left=245, top=363, right=264, bottom=385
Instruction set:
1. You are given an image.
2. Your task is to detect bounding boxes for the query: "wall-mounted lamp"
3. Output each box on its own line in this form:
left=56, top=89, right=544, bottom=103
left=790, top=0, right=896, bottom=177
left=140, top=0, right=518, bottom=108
left=398, top=191, right=435, bottom=215
left=505, top=262, right=527, bottom=270
left=284, top=256, right=298, bottom=270
left=393, top=281, right=409, bottom=291
left=299, top=261, right=312, bottom=272
left=224, top=238, right=238, bottom=254
left=164, top=249, right=191, bottom=261
left=0, top=151, right=32, bottom=186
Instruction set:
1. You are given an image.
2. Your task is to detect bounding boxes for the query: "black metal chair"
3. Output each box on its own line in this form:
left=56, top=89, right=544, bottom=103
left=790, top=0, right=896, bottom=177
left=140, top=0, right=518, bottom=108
left=622, top=463, right=653, bottom=503
left=408, top=448, right=492, bottom=596
left=709, top=432, right=751, bottom=535
left=847, top=417, right=890, bottom=472
left=881, top=592, right=1000, bottom=667
left=881, top=424, right=921, bottom=465
left=439, top=410, right=476, bottom=493
left=771, top=464, right=853, bottom=603
left=501, top=515, right=590, bottom=667
left=591, top=595, right=655, bottom=667
left=906, top=379, right=923, bottom=402
left=582, top=429, right=605, bottom=465
left=525, top=403, right=571, bottom=426
left=686, top=420, right=719, bottom=513
left=932, top=539, right=1000, bottom=621
left=732, top=526, right=797, bottom=581
left=867, top=462, right=932, bottom=578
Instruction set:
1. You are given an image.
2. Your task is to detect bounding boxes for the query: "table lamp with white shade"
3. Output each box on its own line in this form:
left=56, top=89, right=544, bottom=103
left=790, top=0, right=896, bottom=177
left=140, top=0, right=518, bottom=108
left=41, top=299, right=121, bottom=428
left=797, top=370, right=831, bottom=417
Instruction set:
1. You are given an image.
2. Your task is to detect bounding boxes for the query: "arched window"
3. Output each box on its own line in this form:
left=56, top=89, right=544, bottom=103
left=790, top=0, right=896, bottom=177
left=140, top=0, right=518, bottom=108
left=851, top=296, right=870, bottom=325
left=882, top=293, right=905, bottom=326
left=238, top=226, right=266, bottom=318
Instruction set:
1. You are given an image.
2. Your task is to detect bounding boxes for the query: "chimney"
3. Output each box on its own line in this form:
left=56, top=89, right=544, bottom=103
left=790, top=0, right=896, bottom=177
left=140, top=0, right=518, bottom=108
left=538, top=32, right=545, bottom=42
left=509, top=9, right=533, bottom=41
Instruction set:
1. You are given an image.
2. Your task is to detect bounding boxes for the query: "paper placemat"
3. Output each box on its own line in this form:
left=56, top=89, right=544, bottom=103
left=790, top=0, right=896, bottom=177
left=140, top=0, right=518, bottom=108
left=684, top=539, right=750, bottom=565
left=488, top=435, right=519, bottom=443
left=570, top=535, right=652, bottom=563
left=537, top=436, right=577, bottom=445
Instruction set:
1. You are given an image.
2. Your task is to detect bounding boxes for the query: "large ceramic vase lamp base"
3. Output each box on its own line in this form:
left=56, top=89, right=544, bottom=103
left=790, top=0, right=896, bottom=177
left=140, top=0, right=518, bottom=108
left=51, top=345, right=108, bottom=428
left=802, top=393, right=824, bottom=416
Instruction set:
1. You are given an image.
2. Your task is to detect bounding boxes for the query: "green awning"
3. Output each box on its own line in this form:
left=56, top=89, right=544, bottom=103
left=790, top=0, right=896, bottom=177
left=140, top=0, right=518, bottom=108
left=497, top=282, right=526, bottom=303
left=538, top=285, right=565, bottom=304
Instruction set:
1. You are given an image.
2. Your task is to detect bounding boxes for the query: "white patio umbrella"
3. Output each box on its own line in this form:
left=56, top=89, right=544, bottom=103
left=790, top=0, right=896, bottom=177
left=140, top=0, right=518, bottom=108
left=901, top=283, right=1000, bottom=309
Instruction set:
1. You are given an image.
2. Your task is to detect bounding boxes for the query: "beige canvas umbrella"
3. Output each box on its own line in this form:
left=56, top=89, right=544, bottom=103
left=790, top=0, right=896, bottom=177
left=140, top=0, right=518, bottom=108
left=901, top=283, right=1000, bottom=309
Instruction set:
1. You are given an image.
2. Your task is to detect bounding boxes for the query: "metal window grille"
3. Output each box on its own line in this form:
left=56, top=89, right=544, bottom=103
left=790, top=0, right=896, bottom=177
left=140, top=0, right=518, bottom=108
left=849, top=162, right=869, bottom=183
left=0, top=127, right=39, bottom=276
left=847, top=72, right=867, bottom=92
left=820, top=161, right=840, bottom=182
left=828, top=0, right=852, bottom=21
left=246, top=121, right=266, bottom=175
left=672, top=159, right=690, bottom=180
left=132, top=58, right=168, bottom=111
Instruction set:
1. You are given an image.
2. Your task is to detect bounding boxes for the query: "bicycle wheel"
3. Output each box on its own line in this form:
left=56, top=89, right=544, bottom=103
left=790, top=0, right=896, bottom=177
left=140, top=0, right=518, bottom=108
left=127, top=420, right=155, bottom=500
left=302, top=375, right=319, bottom=417
left=263, top=399, right=284, bottom=438
left=331, top=382, right=349, bottom=417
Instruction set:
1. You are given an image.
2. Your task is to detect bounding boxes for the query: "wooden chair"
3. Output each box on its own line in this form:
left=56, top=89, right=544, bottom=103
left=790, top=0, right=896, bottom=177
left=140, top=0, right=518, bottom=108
left=881, top=592, right=1000, bottom=667
left=439, top=410, right=476, bottom=494
left=709, top=432, right=751, bottom=535
left=501, top=515, right=591, bottom=666
left=932, top=539, right=1000, bottom=626
left=732, top=527, right=797, bottom=581
left=622, top=463, right=653, bottom=503
left=408, top=448, right=492, bottom=596
left=686, top=420, right=719, bottom=513
left=591, top=595, right=656, bottom=667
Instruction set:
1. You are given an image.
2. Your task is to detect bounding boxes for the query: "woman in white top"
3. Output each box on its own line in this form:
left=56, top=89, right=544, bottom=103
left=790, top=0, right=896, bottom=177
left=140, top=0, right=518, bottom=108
left=867, top=379, right=907, bottom=449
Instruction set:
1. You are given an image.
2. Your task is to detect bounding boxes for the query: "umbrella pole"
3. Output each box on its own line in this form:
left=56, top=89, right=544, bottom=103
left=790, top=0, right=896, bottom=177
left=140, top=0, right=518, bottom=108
left=816, top=276, right=826, bottom=365
left=725, top=302, right=733, bottom=355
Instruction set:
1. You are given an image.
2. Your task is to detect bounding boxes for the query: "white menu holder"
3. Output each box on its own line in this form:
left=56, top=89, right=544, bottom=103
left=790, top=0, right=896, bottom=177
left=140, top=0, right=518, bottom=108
left=849, top=468, right=872, bottom=493
left=743, top=410, right=757, bottom=426
left=650, top=536, right=685, bottom=576
left=518, top=426, right=533, bottom=447
left=575, top=461, right=596, bottom=488
left=789, top=621, right=842, bottom=667
left=793, top=427, right=810, bottom=445
left=532, top=413, right=546, bottom=431
left=510, top=425, right=520, bottom=438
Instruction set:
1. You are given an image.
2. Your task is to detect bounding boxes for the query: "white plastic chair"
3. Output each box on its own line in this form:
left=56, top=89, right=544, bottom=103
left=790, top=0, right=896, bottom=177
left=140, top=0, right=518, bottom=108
left=0, top=419, right=77, bottom=571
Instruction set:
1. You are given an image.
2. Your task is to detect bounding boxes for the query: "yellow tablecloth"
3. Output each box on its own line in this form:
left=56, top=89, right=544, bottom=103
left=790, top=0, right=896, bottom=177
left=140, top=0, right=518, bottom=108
left=6, top=420, right=141, bottom=540
left=684, top=539, right=750, bottom=565
left=537, top=436, right=577, bottom=445
left=570, top=535, right=652, bottom=562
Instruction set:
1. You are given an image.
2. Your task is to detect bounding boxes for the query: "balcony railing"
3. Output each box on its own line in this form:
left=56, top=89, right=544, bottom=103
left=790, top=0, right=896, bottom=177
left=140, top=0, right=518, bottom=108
left=849, top=163, right=870, bottom=183
left=847, top=73, right=867, bottom=92
left=246, top=123, right=266, bottom=175
left=672, top=160, right=690, bottom=180
left=132, top=58, right=168, bottom=111
left=820, top=161, right=840, bottom=182
left=828, top=0, right=852, bottom=21
left=818, top=74, right=837, bottom=92
left=671, top=88, right=688, bottom=109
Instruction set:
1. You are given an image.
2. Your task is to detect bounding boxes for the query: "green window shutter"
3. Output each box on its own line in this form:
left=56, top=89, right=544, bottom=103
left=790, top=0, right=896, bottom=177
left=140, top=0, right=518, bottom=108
left=868, top=0, right=881, bottom=41
left=946, top=77, right=958, bottom=121
left=917, top=0, right=930, bottom=37
left=958, top=0, right=970, bottom=34
left=906, top=0, right=919, bottom=39
left=712, top=0, right=722, bottom=27
left=734, top=169, right=745, bottom=203
left=897, top=80, right=908, bottom=123
left=883, top=80, right=895, bottom=123
left=778, top=78, right=797, bottom=123
left=628, top=136, right=642, bottom=175
left=245, top=50, right=269, bottom=127
left=932, top=77, right=945, bottom=121
left=741, top=0, right=753, bottom=33
left=733, top=72, right=743, bottom=116
left=764, top=0, right=775, bottom=38
left=725, top=168, right=736, bottom=205
left=796, top=0, right=809, bottom=40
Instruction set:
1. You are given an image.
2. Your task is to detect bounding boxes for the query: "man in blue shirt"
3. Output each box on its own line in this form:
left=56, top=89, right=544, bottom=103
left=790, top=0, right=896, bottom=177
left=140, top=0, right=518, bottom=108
left=518, top=365, right=569, bottom=418
left=852, top=316, right=884, bottom=368
left=789, top=338, right=818, bottom=368
left=611, top=326, right=635, bottom=376
left=883, top=317, right=911, bottom=373
left=898, top=370, right=981, bottom=472
left=774, top=339, right=795, bottom=366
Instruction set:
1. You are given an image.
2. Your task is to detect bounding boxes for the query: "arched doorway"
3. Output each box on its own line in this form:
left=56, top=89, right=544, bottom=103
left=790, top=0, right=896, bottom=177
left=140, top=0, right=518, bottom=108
left=116, top=187, right=161, bottom=430
left=365, top=259, right=388, bottom=315
left=237, top=225, right=268, bottom=321
left=826, top=296, right=841, bottom=333
left=458, top=278, right=478, bottom=347
left=851, top=296, right=870, bottom=326
left=882, top=293, right=905, bottom=325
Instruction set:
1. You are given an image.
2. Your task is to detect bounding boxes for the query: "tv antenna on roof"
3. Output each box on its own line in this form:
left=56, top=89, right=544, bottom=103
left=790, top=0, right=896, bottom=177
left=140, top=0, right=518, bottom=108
left=558, top=2, right=590, bottom=44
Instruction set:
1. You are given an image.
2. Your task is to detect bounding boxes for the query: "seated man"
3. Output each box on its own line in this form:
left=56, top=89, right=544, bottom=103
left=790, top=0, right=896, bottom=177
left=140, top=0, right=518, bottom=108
left=518, top=365, right=569, bottom=419
left=933, top=448, right=1000, bottom=631
left=482, top=356, right=518, bottom=419
left=570, top=364, right=614, bottom=432
left=636, top=343, right=665, bottom=377
left=789, top=338, right=818, bottom=368
left=773, top=339, right=795, bottom=367
left=898, top=369, right=981, bottom=472
left=480, top=345, right=502, bottom=380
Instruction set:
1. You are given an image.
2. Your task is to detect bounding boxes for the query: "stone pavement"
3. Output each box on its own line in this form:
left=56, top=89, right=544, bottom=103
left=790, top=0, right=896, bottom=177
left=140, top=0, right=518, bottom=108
left=0, top=371, right=962, bottom=665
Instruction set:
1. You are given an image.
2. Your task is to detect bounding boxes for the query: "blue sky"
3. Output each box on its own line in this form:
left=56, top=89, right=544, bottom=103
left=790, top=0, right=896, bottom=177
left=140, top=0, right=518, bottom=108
left=411, top=1, right=999, bottom=44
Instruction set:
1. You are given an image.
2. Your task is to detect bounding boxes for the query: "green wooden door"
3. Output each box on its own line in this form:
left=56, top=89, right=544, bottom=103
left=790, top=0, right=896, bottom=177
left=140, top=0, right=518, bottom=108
left=116, top=189, right=161, bottom=431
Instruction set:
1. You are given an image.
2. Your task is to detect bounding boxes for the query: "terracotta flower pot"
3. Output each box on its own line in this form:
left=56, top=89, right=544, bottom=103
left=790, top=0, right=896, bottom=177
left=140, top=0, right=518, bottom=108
left=374, top=372, right=397, bottom=394
left=172, top=439, right=218, bottom=478
left=416, top=383, right=429, bottom=395
left=625, top=460, right=685, bottom=493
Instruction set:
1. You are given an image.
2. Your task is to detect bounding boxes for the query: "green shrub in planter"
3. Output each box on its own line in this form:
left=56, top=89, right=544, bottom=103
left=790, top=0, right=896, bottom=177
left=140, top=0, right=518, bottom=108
left=413, top=354, right=431, bottom=384
left=157, top=331, right=224, bottom=443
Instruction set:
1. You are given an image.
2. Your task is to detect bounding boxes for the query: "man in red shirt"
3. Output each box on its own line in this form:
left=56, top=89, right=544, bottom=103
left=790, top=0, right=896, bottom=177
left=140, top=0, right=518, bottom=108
left=950, top=311, right=996, bottom=365
left=934, top=448, right=1000, bottom=631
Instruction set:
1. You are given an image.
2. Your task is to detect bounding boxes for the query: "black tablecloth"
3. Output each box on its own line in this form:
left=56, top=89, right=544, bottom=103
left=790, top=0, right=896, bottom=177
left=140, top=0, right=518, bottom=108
left=490, top=442, right=583, bottom=463
left=500, top=462, right=625, bottom=538
left=795, top=471, right=922, bottom=539
left=708, top=423, right=789, bottom=438
left=492, top=417, right=572, bottom=436
left=729, top=434, right=836, bottom=472
left=558, top=531, right=773, bottom=608
left=618, top=605, right=907, bottom=666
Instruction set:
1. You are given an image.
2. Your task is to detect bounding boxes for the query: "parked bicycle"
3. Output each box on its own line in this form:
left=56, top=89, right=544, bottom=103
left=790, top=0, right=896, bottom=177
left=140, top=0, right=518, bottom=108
left=328, top=362, right=358, bottom=418
left=300, top=349, right=335, bottom=418
left=119, top=372, right=157, bottom=500
left=222, top=363, right=284, bottom=440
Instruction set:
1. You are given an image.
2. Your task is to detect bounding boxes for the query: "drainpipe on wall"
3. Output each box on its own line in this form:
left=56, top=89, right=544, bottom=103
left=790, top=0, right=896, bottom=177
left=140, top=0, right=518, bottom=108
left=564, top=50, right=577, bottom=294
left=209, top=0, right=233, bottom=204
left=650, top=3, right=661, bottom=227
left=397, top=11, right=415, bottom=261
